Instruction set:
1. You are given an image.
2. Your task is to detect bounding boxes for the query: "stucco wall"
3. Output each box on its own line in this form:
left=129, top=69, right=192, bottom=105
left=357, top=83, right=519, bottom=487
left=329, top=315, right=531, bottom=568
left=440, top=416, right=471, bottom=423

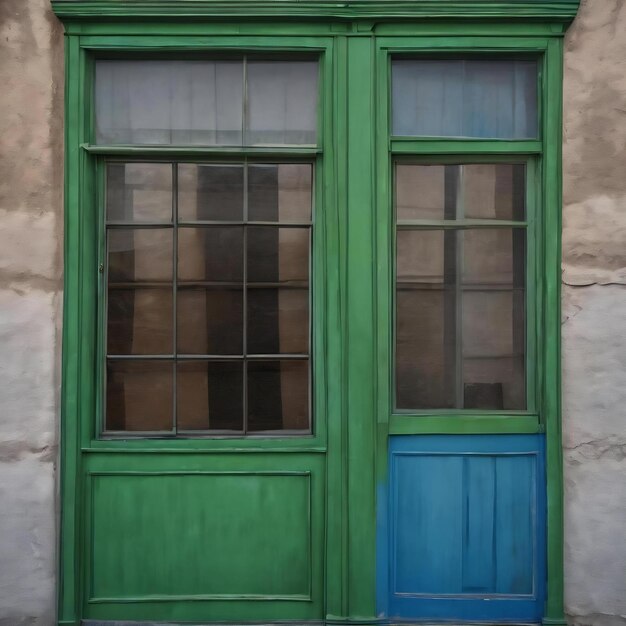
left=562, top=1, right=626, bottom=624
left=0, top=0, right=625, bottom=624
left=0, top=0, right=63, bottom=624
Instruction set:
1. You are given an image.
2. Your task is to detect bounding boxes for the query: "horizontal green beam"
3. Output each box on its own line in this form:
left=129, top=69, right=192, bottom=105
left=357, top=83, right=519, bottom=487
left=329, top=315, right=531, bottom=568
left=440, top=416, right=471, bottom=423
left=389, top=414, right=542, bottom=435
left=52, top=0, right=581, bottom=23
left=81, top=144, right=321, bottom=157
left=397, top=219, right=527, bottom=228
left=391, top=139, right=542, bottom=154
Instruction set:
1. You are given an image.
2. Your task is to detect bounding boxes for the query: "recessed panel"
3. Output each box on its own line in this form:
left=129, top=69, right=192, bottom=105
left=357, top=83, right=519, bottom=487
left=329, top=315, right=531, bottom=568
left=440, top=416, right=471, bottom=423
left=90, top=472, right=312, bottom=600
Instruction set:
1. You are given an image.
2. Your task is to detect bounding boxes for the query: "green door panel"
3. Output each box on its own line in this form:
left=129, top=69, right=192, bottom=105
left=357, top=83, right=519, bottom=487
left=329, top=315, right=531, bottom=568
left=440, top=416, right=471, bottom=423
left=82, top=455, right=325, bottom=622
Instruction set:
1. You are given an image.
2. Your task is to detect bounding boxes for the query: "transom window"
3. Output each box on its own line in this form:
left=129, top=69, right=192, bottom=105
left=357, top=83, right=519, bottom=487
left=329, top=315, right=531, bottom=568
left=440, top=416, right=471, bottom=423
left=95, top=57, right=319, bottom=146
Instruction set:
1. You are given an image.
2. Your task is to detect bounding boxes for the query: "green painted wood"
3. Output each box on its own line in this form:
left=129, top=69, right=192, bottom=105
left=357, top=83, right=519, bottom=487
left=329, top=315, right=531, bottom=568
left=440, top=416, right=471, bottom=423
left=542, top=37, right=566, bottom=625
left=345, top=34, right=377, bottom=619
left=51, top=0, right=581, bottom=23
left=324, top=33, right=350, bottom=623
left=90, top=473, right=313, bottom=600
left=389, top=415, right=542, bottom=435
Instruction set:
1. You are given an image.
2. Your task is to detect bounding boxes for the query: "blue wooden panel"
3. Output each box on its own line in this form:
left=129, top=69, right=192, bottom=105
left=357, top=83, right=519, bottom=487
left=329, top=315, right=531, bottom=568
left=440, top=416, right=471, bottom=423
left=380, top=435, right=545, bottom=622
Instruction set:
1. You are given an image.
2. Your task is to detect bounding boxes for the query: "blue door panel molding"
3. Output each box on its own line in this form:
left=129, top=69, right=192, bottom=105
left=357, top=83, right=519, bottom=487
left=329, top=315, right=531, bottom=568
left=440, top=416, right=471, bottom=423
left=380, top=434, right=546, bottom=623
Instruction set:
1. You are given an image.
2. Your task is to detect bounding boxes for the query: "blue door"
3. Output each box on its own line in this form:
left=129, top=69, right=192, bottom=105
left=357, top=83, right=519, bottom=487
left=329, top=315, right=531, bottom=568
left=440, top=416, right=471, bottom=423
left=378, top=435, right=546, bottom=623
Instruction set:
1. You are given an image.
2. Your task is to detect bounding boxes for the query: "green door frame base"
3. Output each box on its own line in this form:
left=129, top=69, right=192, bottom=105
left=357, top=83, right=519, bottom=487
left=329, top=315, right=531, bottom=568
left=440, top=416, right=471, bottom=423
left=52, top=2, right=580, bottom=626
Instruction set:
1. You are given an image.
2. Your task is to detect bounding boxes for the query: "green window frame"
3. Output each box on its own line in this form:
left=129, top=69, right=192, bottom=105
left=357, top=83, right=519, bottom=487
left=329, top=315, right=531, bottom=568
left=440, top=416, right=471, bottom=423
left=53, top=4, right=580, bottom=625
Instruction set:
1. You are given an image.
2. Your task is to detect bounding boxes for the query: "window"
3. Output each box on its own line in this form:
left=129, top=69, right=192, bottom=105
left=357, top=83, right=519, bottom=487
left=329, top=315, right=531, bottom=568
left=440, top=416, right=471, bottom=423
left=98, top=57, right=318, bottom=436
left=390, top=58, right=537, bottom=413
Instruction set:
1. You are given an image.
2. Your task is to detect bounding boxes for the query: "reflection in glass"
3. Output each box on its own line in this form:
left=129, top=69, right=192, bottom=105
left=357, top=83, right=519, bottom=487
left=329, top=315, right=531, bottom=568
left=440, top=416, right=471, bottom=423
left=247, top=227, right=309, bottom=284
left=96, top=60, right=244, bottom=145
left=106, top=163, right=173, bottom=222
left=108, top=288, right=173, bottom=355
left=392, top=59, right=537, bottom=139
left=108, top=228, right=173, bottom=283
left=247, top=60, right=318, bottom=145
left=395, top=228, right=525, bottom=410
left=248, top=164, right=313, bottom=222
left=106, top=360, right=173, bottom=431
left=178, top=227, right=243, bottom=283
left=395, top=163, right=526, bottom=221
left=247, top=288, right=309, bottom=355
left=177, top=361, right=243, bottom=431
left=178, top=164, right=244, bottom=221
left=247, top=360, right=309, bottom=431
left=177, top=288, right=243, bottom=355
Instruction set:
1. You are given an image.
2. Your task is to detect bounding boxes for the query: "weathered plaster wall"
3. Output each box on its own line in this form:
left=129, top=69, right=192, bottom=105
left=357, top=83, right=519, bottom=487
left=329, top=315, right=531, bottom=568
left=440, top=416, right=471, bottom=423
left=563, top=1, right=626, bottom=624
left=0, top=0, right=64, bottom=624
left=0, top=0, right=625, bottom=624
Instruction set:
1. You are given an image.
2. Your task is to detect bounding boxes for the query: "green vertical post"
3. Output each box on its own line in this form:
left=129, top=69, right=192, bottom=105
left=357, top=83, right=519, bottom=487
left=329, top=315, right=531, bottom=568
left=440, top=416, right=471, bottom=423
left=345, top=32, right=377, bottom=619
left=542, top=37, right=566, bottom=626
left=325, top=33, right=350, bottom=622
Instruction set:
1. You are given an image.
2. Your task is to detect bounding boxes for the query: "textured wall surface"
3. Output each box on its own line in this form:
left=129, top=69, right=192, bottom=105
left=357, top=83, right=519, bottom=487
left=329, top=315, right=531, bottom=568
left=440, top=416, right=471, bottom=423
left=0, top=0, right=63, bottom=624
left=0, top=0, right=625, bottom=625
left=563, top=0, right=626, bottom=624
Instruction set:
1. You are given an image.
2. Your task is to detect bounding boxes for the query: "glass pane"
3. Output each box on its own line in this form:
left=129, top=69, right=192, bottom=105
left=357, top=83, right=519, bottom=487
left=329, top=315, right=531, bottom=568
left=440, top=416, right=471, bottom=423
left=247, top=288, right=309, bottom=355
left=462, top=229, right=525, bottom=410
left=178, top=164, right=244, bottom=221
left=247, top=227, right=309, bottom=284
left=247, top=360, right=309, bottom=431
left=247, top=60, right=318, bottom=145
left=108, top=228, right=173, bottom=283
left=106, top=360, right=173, bottom=431
left=177, top=361, right=243, bottom=431
left=395, top=163, right=525, bottom=221
left=463, top=164, right=525, bottom=220
left=95, top=60, right=243, bottom=145
left=178, top=227, right=243, bottom=284
left=396, top=230, right=452, bottom=409
left=395, top=228, right=525, bottom=410
left=177, top=288, right=243, bottom=355
left=106, top=163, right=172, bottom=222
left=108, top=288, right=173, bottom=355
left=248, top=164, right=313, bottom=222
left=396, top=164, right=447, bottom=221
left=392, top=59, right=537, bottom=139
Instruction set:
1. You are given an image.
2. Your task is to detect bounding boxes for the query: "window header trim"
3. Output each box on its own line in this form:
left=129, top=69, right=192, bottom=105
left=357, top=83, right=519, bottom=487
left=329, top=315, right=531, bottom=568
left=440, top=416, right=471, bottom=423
left=51, top=0, right=581, bottom=24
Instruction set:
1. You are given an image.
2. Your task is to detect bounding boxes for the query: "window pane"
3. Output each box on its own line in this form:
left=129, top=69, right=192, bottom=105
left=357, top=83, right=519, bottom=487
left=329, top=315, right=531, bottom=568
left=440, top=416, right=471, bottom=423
left=247, top=60, right=318, bottom=145
left=177, top=288, right=243, bottom=355
left=178, top=227, right=243, bottom=283
left=463, top=164, right=525, bottom=220
left=106, top=163, right=172, bottom=222
left=247, top=360, right=309, bottom=431
left=396, top=230, right=451, bottom=409
left=108, top=288, right=173, bottom=355
left=247, top=227, right=309, bottom=284
left=392, top=59, right=537, bottom=139
left=177, top=361, right=243, bottom=431
left=107, top=229, right=173, bottom=355
left=462, top=229, right=526, bottom=409
left=95, top=60, right=243, bottom=145
left=395, top=163, right=526, bottom=221
left=395, top=228, right=525, bottom=410
left=178, top=164, right=244, bottom=221
left=248, top=164, right=313, bottom=222
left=108, top=228, right=173, bottom=283
left=106, top=360, right=173, bottom=431
left=247, top=288, right=309, bottom=355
